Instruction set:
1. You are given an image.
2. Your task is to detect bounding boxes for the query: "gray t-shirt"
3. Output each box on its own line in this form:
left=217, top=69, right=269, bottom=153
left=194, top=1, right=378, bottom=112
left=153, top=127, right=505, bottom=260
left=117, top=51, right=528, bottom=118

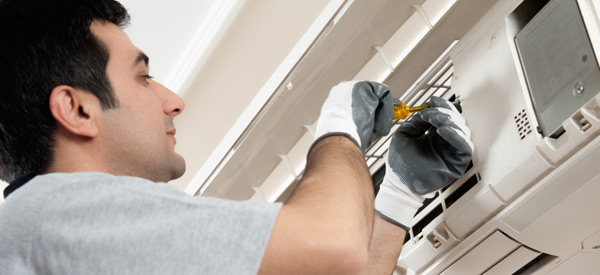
left=0, top=172, right=281, bottom=274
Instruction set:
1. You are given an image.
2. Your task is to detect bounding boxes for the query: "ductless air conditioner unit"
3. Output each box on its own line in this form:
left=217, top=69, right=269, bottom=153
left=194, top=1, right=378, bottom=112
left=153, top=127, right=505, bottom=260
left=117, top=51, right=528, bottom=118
left=393, top=0, right=600, bottom=273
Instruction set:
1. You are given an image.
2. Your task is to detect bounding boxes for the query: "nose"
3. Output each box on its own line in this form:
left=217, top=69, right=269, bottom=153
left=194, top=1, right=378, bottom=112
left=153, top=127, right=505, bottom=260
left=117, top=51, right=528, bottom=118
left=156, top=82, right=185, bottom=117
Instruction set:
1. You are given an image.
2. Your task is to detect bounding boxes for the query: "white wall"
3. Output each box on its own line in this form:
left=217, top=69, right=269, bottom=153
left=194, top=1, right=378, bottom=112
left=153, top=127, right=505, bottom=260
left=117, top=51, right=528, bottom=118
left=0, top=181, right=7, bottom=203
left=119, top=0, right=229, bottom=90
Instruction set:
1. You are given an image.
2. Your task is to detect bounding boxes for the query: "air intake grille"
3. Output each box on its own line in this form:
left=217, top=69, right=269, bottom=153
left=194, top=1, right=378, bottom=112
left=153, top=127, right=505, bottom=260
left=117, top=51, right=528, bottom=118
left=514, top=109, right=533, bottom=140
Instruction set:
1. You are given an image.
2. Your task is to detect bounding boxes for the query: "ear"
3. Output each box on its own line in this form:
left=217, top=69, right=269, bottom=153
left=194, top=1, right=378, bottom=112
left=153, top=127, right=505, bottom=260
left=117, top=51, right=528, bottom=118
left=49, top=85, right=100, bottom=138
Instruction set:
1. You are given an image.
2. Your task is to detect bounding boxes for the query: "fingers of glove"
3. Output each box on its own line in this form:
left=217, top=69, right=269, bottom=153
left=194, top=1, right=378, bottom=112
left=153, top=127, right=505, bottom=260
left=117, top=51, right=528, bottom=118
left=371, top=89, right=394, bottom=137
left=396, top=97, right=460, bottom=138
left=419, top=107, right=470, bottom=138
left=313, top=81, right=363, bottom=151
left=396, top=112, right=431, bottom=138
left=427, top=96, right=460, bottom=112
left=423, top=97, right=471, bottom=137
left=419, top=106, right=474, bottom=155
left=436, top=124, right=474, bottom=155
left=351, top=81, right=393, bottom=150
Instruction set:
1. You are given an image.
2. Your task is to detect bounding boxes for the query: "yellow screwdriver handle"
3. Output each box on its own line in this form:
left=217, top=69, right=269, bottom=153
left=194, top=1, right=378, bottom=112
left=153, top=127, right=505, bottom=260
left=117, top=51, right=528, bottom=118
left=393, top=103, right=431, bottom=120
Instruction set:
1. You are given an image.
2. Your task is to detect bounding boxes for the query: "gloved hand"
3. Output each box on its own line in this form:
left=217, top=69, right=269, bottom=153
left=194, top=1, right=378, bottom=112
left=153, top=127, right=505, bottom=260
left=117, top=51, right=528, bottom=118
left=311, top=81, right=397, bottom=153
left=375, top=96, right=474, bottom=229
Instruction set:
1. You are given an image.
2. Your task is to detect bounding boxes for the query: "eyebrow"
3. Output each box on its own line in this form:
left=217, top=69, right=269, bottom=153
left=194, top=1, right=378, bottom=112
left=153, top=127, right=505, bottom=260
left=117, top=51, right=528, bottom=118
left=132, top=51, right=149, bottom=68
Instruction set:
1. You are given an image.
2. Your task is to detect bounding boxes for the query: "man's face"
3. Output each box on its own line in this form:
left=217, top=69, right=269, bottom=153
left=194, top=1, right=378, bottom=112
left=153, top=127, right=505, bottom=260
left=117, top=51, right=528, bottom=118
left=91, top=21, right=186, bottom=182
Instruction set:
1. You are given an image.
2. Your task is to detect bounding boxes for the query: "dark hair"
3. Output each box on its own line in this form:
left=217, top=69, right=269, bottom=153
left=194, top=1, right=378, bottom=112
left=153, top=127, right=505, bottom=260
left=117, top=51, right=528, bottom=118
left=0, top=0, right=130, bottom=183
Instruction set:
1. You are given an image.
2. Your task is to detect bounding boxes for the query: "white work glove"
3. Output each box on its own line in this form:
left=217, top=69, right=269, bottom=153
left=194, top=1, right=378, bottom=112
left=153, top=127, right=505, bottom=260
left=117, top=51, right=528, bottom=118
left=311, top=81, right=397, bottom=153
left=375, top=97, right=474, bottom=229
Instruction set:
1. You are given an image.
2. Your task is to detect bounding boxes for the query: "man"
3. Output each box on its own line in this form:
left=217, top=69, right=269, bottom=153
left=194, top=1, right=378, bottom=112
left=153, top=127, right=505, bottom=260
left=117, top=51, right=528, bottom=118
left=0, top=0, right=473, bottom=274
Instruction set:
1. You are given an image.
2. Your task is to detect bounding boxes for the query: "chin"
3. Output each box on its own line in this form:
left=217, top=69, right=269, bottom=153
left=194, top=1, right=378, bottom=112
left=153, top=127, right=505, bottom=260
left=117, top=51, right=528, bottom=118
left=168, top=156, right=186, bottom=181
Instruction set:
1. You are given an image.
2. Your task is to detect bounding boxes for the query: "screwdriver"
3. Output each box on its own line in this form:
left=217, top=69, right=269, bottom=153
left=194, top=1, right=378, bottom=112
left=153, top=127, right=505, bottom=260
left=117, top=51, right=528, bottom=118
left=394, top=102, right=431, bottom=120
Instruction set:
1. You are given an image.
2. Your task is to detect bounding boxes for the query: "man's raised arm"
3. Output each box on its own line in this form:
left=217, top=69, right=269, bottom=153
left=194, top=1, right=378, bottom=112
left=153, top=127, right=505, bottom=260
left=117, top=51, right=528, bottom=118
left=259, top=81, right=395, bottom=274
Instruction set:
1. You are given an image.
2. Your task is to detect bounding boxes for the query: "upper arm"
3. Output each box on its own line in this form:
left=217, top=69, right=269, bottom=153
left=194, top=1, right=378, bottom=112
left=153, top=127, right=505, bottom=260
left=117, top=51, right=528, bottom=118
left=258, top=136, right=374, bottom=274
left=258, top=205, right=368, bottom=275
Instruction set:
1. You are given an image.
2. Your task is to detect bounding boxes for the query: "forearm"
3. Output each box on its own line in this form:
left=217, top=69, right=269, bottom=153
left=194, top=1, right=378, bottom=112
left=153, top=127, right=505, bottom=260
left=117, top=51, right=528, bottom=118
left=259, top=136, right=374, bottom=274
left=363, top=215, right=406, bottom=275
left=289, top=135, right=374, bottom=237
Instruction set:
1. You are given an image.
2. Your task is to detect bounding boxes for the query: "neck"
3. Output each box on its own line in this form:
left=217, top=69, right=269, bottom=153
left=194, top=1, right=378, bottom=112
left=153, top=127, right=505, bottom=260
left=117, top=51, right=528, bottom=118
left=46, top=129, right=110, bottom=175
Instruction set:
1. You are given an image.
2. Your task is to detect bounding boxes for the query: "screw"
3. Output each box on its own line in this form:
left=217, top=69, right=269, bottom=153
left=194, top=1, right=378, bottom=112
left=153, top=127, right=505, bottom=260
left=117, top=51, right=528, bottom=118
left=574, top=82, right=585, bottom=98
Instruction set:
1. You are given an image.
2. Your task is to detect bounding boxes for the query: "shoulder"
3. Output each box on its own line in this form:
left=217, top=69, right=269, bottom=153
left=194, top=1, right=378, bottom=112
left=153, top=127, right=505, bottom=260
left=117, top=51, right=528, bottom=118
left=0, top=172, right=282, bottom=274
left=14, top=172, right=281, bottom=215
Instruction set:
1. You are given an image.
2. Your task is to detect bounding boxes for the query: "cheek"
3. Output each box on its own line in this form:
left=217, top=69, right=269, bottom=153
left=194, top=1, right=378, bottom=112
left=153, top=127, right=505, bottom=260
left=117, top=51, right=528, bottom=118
left=113, top=83, right=166, bottom=129
left=123, top=87, right=164, bottom=115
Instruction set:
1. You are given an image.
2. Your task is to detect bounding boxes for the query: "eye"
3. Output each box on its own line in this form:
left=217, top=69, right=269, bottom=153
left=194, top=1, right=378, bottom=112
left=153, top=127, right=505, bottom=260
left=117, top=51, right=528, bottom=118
left=141, top=74, right=154, bottom=85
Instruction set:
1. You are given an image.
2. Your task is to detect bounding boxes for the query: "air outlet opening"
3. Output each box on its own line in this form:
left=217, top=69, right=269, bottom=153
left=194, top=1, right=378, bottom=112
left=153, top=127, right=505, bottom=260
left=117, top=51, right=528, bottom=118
left=406, top=168, right=479, bottom=245
left=397, top=164, right=477, bottom=245
left=403, top=231, right=411, bottom=244
left=415, top=192, right=439, bottom=216
left=442, top=160, right=473, bottom=192
left=445, top=172, right=479, bottom=209
left=412, top=204, right=443, bottom=238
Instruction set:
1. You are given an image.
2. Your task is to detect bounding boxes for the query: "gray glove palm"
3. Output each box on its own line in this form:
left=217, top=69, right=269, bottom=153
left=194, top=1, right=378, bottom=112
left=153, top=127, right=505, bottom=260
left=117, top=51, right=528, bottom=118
left=375, top=97, right=474, bottom=229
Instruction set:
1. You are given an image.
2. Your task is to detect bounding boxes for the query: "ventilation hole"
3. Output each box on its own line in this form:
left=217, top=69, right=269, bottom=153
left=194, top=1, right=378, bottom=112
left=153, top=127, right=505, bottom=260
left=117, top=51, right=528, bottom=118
left=403, top=231, right=411, bottom=244
left=515, top=109, right=532, bottom=139
left=412, top=204, right=443, bottom=237
left=467, top=160, right=474, bottom=172
left=406, top=163, right=475, bottom=244
left=448, top=94, right=457, bottom=102
left=442, top=160, right=473, bottom=192
left=415, top=192, right=439, bottom=216
left=550, top=127, right=566, bottom=138
left=445, top=173, right=479, bottom=208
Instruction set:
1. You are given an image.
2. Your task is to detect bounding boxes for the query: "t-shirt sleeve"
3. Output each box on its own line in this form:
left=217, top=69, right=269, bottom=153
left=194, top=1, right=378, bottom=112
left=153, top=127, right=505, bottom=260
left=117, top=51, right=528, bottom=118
left=33, top=174, right=282, bottom=275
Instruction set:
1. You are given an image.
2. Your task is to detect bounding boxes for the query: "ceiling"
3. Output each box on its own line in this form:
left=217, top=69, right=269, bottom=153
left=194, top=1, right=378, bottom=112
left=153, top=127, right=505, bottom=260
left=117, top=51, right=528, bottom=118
left=120, top=0, right=243, bottom=91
